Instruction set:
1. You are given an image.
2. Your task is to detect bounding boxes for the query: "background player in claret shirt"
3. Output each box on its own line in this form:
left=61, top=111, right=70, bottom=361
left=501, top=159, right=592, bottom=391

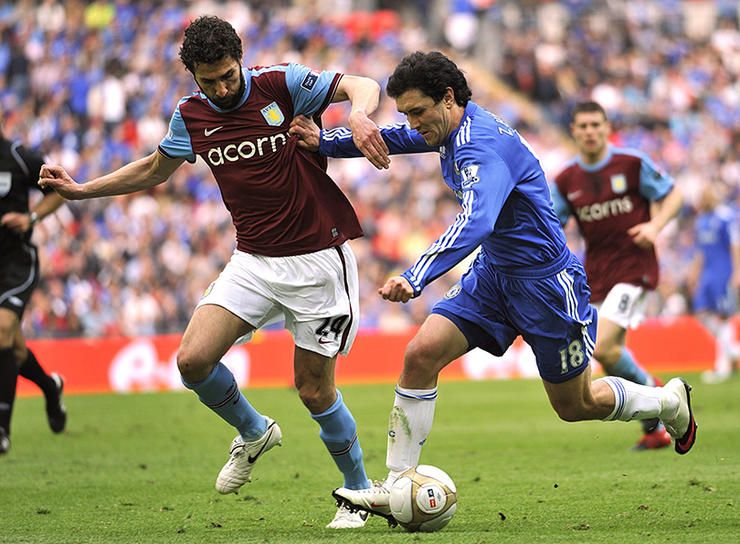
left=550, top=101, right=683, bottom=450
left=38, top=15, right=391, bottom=529
left=289, top=51, right=697, bottom=524
left=688, top=183, right=740, bottom=384
left=0, top=124, right=67, bottom=454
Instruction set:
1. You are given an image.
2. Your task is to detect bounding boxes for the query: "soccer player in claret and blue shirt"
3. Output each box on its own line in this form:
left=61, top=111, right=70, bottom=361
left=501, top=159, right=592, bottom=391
left=38, top=15, right=394, bottom=529
left=550, top=101, right=684, bottom=450
left=289, top=51, right=697, bottom=523
left=689, top=182, right=740, bottom=384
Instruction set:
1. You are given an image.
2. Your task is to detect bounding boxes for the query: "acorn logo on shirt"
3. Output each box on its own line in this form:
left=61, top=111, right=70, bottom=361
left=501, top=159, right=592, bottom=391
left=206, top=132, right=289, bottom=166
left=576, top=196, right=634, bottom=222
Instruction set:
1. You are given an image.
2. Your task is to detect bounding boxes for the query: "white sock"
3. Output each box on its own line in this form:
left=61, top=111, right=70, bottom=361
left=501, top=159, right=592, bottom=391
left=716, top=321, right=735, bottom=375
left=600, top=377, right=679, bottom=422
left=385, top=385, right=437, bottom=485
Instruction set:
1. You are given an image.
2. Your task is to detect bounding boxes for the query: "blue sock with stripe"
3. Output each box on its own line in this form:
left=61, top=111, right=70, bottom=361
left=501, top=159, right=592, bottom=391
left=311, top=390, right=370, bottom=490
left=183, top=362, right=267, bottom=440
left=609, top=348, right=651, bottom=385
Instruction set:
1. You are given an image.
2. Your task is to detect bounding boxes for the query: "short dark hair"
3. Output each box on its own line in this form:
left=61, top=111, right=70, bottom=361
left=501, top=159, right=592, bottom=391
left=571, top=101, right=608, bottom=122
left=386, top=51, right=472, bottom=106
left=179, top=16, right=243, bottom=73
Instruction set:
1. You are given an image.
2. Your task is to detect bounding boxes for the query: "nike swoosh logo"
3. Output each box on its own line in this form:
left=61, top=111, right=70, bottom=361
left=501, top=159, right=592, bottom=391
left=247, top=423, right=276, bottom=463
left=318, top=337, right=333, bottom=345
left=204, top=126, right=224, bottom=136
left=567, top=191, right=583, bottom=200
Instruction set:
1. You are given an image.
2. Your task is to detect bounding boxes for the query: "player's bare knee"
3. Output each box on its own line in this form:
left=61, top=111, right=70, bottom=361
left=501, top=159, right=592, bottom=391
left=176, top=347, right=211, bottom=382
left=403, top=340, right=442, bottom=382
left=297, top=383, right=333, bottom=413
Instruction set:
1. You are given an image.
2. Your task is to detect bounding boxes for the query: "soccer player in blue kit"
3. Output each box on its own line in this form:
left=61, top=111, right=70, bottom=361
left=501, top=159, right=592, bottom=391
left=39, top=15, right=393, bottom=529
left=289, top=51, right=698, bottom=522
left=690, top=183, right=740, bottom=384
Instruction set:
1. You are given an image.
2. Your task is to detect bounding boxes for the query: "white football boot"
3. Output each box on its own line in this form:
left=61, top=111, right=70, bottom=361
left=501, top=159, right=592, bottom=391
left=332, top=481, right=393, bottom=520
left=661, top=378, right=697, bottom=455
left=325, top=503, right=369, bottom=529
left=215, top=417, right=282, bottom=494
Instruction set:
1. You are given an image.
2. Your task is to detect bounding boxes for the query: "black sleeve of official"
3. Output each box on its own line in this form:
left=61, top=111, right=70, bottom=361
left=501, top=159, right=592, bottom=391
left=13, top=143, right=50, bottom=193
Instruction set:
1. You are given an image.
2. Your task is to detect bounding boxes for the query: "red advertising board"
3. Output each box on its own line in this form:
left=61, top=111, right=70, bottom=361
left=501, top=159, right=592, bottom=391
left=17, top=316, right=737, bottom=396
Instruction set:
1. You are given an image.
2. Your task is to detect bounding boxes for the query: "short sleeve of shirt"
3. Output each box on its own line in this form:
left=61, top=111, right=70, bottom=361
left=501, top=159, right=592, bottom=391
left=637, top=152, right=673, bottom=201
left=158, top=98, right=196, bottom=163
left=549, top=182, right=571, bottom=225
left=284, top=63, right=342, bottom=117
left=13, top=143, right=51, bottom=194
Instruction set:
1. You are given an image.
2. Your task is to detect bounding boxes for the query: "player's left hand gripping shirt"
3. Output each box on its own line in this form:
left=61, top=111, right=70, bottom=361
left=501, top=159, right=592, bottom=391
left=321, top=102, right=568, bottom=296
left=159, top=64, right=362, bottom=257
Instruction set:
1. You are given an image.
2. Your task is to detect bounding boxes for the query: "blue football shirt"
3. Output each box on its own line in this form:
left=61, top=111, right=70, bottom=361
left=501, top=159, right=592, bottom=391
left=320, top=101, right=568, bottom=295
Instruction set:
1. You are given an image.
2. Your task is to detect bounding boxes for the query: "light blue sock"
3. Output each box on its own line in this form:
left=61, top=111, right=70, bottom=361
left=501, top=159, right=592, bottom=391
left=311, top=390, right=370, bottom=490
left=610, top=348, right=650, bottom=386
left=183, top=362, right=267, bottom=440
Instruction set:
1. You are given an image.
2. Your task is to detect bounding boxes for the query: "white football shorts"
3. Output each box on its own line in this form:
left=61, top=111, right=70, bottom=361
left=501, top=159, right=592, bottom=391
left=593, top=282, right=647, bottom=330
left=197, top=242, right=359, bottom=358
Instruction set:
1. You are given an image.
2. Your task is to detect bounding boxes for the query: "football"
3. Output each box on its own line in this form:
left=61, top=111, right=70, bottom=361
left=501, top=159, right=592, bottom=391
left=388, top=465, right=457, bottom=532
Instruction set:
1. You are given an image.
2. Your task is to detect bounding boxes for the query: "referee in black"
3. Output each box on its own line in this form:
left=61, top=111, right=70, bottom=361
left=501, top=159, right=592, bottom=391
left=0, top=124, right=67, bottom=453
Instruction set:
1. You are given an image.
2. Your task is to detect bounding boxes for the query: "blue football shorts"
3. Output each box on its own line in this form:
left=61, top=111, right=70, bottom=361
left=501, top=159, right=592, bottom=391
left=432, top=251, right=598, bottom=384
left=693, top=275, right=736, bottom=317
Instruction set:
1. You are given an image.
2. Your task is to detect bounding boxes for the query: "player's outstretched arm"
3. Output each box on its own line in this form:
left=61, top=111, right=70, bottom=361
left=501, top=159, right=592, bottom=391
left=290, top=115, right=433, bottom=160
left=332, top=75, right=389, bottom=170
left=39, top=151, right=185, bottom=201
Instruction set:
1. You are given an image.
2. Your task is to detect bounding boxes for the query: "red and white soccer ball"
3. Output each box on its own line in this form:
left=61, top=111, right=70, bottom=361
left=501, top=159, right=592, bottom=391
left=389, top=465, right=457, bottom=532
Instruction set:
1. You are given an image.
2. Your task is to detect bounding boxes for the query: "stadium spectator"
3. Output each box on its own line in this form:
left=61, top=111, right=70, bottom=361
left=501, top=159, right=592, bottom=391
left=688, top=182, right=740, bottom=384
left=550, top=101, right=682, bottom=450
left=0, top=123, right=66, bottom=454
left=38, top=15, right=388, bottom=529
left=289, top=51, right=697, bottom=523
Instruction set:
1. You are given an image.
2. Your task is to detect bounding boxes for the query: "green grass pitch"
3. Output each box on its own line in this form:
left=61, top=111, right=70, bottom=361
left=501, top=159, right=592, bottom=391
left=1, top=372, right=738, bottom=543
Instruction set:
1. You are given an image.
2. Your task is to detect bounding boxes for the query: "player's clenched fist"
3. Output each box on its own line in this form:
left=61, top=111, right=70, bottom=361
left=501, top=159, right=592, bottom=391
left=378, top=275, right=414, bottom=303
left=38, top=164, right=80, bottom=200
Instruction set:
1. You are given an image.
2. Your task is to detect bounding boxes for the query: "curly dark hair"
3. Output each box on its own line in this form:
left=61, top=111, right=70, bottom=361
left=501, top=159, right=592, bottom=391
left=386, top=51, right=472, bottom=106
left=179, top=16, right=243, bottom=73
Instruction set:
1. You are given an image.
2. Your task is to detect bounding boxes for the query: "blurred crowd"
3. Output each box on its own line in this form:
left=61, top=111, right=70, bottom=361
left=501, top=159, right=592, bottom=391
left=0, top=0, right=737, bottom=338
